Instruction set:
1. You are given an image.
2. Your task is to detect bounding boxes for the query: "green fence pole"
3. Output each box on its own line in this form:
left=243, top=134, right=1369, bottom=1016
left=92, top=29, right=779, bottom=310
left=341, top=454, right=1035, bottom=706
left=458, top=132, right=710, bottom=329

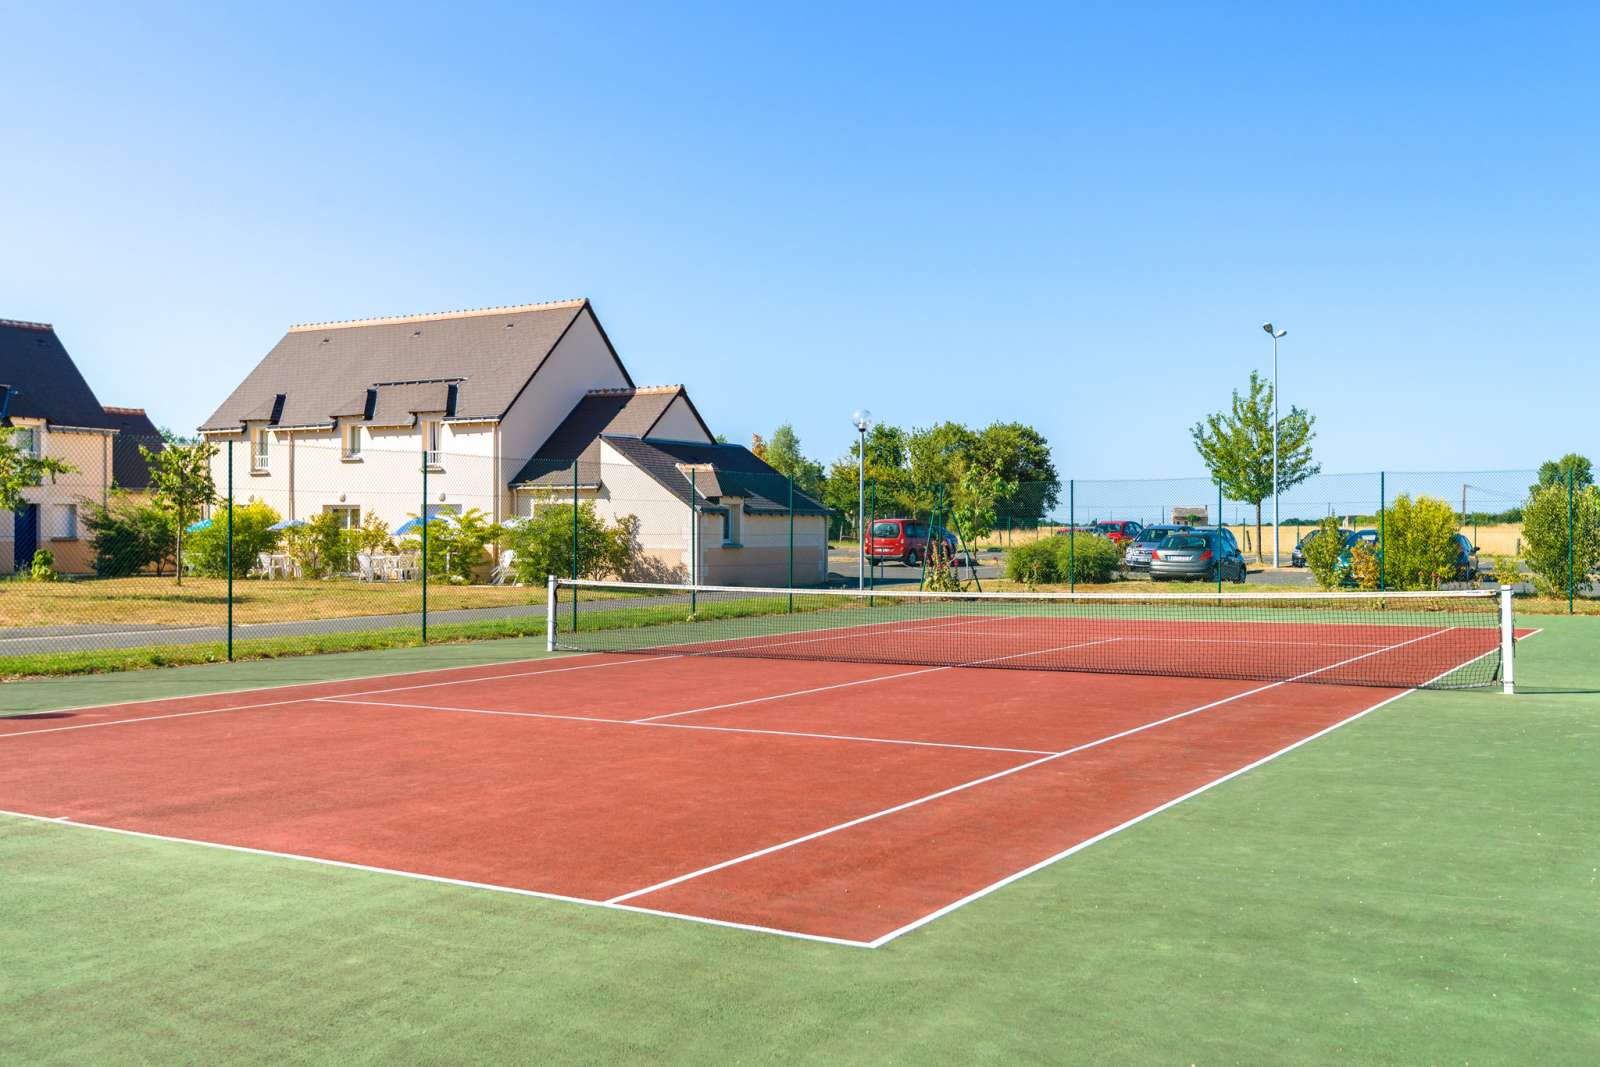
left=868, top=479, right=876, bottom=592
left=689, top=467, right=697, bottom=615
left=1216, top=480, right=1223, bottom=593
left=787, top=474, right=794, bottom=610
left=1378, top=471, right=1386, bottom=592
left=421, top=456, right=429, bottom=643
left=571, top=460, right=579, bottom=630
left=226, top=439, right=234, bottom=662
left=1568, top=468, right=1575, bottom=614
left=1068, top=479, right=1076, bottom=592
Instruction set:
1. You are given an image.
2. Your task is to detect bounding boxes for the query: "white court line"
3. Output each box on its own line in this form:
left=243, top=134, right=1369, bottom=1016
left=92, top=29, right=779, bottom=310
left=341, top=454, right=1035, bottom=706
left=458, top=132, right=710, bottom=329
left=603, top=627, right=1454, bottom=905
left=866, top=625, right=1545, bottom=946
left=0, top=808, right=874, bottom=949
left=315, top=697, right=1054, bottom=756
left=0, top=629, right=1535, bottom=950
left=630, top=636, right=1123, bottom=724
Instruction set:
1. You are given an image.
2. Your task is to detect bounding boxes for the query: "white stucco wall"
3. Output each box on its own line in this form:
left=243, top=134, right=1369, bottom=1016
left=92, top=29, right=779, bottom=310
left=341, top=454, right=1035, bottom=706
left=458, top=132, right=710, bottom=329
left=644, top=395, right=711, bottom=443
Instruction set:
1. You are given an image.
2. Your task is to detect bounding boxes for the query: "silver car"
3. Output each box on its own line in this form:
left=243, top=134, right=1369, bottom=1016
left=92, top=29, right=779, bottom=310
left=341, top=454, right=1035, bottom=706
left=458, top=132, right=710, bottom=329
left=1125, top=524, right=1188, bottom=571
left=1150, top=530, right=1248, bottom=583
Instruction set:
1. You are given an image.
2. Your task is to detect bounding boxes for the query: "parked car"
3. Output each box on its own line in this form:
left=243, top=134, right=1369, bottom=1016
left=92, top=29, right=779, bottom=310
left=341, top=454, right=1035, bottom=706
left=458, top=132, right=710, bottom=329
left=1149, top=529, right=1247, bottom=583
left=1290, top=526, right=1354, bottom=568
left=1091, top=520, right=1143, bottom=545
left=1125, top=524, right=1189, bottom=571
left=865, top=518, right=958, bottom=566
left=1452, top=534, right=1480, bottom=581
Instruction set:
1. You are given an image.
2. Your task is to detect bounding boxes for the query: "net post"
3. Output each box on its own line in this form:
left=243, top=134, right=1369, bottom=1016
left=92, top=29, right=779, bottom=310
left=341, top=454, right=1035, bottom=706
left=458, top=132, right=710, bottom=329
left=546, top=573, right=558, bottom=651
left=226, top=439, right=234, bottom=662
left=1501, top=585, right=1516, bottom=695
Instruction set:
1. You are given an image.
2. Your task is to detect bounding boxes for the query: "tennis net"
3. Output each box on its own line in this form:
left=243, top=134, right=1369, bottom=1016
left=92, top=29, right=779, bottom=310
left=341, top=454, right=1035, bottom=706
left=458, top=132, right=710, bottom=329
left=547, top=579, right=1513, bottom=691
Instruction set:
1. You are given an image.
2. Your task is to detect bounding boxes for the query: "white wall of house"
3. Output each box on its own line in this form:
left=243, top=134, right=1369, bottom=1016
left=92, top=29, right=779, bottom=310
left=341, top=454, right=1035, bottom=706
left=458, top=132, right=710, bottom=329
left=499, top=309, right=630, bottom=469
left=646, top=395, right=711, bottom=443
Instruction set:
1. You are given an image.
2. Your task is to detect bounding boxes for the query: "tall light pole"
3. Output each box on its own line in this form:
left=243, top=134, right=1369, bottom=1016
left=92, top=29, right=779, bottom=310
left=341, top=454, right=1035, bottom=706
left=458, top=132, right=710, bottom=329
left=852, top=409, right=871, bottom=589
left=1261, top=322, right=1287, bottom=567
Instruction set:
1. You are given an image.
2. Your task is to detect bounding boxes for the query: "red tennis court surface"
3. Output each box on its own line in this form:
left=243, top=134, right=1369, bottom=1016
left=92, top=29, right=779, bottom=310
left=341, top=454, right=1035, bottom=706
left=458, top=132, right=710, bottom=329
left=0, top=625, right=1528, bottom=947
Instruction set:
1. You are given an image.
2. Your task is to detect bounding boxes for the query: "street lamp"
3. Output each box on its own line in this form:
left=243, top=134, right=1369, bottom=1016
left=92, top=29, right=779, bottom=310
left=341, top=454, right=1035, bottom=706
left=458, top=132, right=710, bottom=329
left=1262, top=322, right=1287, bottom=567
left=852, top=409, right=872, bottom=589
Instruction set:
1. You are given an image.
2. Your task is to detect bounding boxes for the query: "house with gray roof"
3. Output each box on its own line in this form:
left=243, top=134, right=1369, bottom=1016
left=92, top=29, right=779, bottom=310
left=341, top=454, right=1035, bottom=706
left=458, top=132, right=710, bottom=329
left=200, top=300, right=829, bottom=585
left=0, top=318, right=161, bottom=574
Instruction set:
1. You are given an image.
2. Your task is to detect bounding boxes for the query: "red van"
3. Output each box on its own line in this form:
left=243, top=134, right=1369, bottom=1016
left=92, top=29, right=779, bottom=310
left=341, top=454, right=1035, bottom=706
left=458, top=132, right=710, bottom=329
left=865, top=518, right=959, bottom=565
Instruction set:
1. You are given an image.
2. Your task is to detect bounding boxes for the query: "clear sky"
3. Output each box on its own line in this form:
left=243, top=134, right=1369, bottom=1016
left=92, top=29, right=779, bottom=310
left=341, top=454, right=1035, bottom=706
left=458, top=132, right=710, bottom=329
left=3, top=2, right=1594, bottom=479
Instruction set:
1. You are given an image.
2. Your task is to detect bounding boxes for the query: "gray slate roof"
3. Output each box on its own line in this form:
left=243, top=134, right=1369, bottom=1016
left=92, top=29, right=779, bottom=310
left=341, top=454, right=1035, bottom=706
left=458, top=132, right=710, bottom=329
left=100, top=406, right=163, bottom=489
left=599, top=436, right=829, bottom=516
left=509, top=386, right=712, bottom=487
left=0, top=319, right=119, bottom=429
left=200, top=300, right=630, bottom=432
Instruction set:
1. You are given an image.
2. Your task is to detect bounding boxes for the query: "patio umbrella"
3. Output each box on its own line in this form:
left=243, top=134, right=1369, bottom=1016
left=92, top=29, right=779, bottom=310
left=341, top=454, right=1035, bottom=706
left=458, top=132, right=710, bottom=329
left=185, top=518, right=212, bottom=533
left=394, top=512, right=458, bottom=536
left=267, top=518, right=308, bottom=531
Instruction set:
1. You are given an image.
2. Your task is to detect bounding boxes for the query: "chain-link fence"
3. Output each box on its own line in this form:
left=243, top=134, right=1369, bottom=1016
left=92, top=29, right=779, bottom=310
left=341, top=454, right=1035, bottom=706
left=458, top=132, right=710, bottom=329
left=2, top=436, right=1594, bottom=678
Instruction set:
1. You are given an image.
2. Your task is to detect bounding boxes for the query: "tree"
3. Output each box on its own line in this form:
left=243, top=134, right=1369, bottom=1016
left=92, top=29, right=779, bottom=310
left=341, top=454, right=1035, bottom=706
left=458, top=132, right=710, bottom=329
left=0, top=427, right=73, bottom=514
left=83, top=494, right=177, bottom=576
left=972, top=422, right=1060, bottom=522
left=184, top=501, right=282, bottom=579
left=1302, top=517, right=1347, bottom=589
left=761, top=424, right=825, bottom=500
left=1521, top=482, right=1600, bottom=598
left=823, top=423, right=912, bottom=533
left=503, top=501, right=637, bottom=584
left=1532, top=453, right=1594, bottom=496
left=141, top=439, right=218, bottom=585
left=1191, top=370, right=1320, bottom=558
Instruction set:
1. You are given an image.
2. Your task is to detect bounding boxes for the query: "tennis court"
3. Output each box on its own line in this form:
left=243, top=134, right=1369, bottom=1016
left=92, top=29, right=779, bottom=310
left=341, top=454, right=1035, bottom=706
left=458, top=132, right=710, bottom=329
left=0, top=584, right=1530, bottom=947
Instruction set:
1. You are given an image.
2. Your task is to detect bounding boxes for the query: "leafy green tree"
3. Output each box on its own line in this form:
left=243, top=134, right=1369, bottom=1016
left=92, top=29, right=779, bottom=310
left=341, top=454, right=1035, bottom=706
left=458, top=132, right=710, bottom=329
left=184, top=501, right=282, bottom=578
left=1521, top=482, right=1600, bottom=597
left=140, top=440, right=218, bottom=585
left=0, top=427, right=73, bottom=514
left=1191, top=370, right=1320, bottom=558
left=761, top=424, right=825, bottom=500
left=83, top=494, right=177, bottom=576
left=823, top=423, right=913, bottom=532
left=283, top=511, right=357, bottom=579
left=973, top=422, right=1060, bottom=521
left=504, top=502, right=636, bottom=584
left=1531, top=453, right=1594, bottom=496
left=1303, top=516, right=1347, bottom=590
left=1380, top=494, right=1462, bottom=590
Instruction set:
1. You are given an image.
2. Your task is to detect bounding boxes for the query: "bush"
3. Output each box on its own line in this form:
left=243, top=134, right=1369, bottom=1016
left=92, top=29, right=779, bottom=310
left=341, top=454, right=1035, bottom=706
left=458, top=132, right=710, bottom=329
left=1521, top=483, right=1600, bottom=597
left=504, top=502, right=637, bottom=585
left=284, top=512, right=359, bottom=579
left=184, top=501, right=282, bottom=578
left=1379, top=494, right=1461, bottom=590
left=418, top=508, right=501, bottom=582
left=1004, top=533, right=1119, bottom=585
left=1303, top=517, right=1347, bottom=590
left=1348, top=540, right=1382, bottom=590
left=29, top=548, right=59, bottom=582
left=83, top=495, right=176, bottom=576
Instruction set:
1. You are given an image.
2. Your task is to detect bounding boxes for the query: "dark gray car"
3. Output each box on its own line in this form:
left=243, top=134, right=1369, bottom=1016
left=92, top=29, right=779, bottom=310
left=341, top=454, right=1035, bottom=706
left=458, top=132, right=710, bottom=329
left=1149, top=530, right=1247, bottom=583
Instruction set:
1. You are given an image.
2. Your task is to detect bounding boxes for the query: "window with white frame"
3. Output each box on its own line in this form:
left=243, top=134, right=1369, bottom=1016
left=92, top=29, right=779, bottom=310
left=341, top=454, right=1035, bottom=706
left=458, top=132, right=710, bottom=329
left=422, top=419, right=443, bottom=467
left=56, top=503, right=78, bottom=540
left=251, top=426, right=271, bottom=470
left=721, top=502, right=743, bottom=546
left=323, top=505, right=360, bottom=529
left=343, top=423, right=362, bottom=458
left=13, top=426, right=40, bottom=457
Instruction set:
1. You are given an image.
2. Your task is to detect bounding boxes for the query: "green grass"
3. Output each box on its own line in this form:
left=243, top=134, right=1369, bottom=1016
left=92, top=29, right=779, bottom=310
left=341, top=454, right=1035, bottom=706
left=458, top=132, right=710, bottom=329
left=2, top=618, right=1596, bottom=1062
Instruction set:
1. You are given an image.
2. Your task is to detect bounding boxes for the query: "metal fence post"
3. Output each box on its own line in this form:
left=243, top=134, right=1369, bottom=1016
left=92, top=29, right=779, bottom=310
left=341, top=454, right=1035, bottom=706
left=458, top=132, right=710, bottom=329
left=1378, top=471, right=1386, bottom=592
left=688, top=467, right=697, bottom=614
left=571, top=459, right=579, bottom=630
left=1216, top=479, right=1223, bottom=593
left=1068, top=478, right=1076, bottom=592
left=1568, top=468, right=1576, bottom=614
left=787, top=474, right=795, bottom=610
left=868, top=479, right=876, bottom=592
left=421, top=455, right=429, bottom=643
left=226, top=439, right=234, bottom=662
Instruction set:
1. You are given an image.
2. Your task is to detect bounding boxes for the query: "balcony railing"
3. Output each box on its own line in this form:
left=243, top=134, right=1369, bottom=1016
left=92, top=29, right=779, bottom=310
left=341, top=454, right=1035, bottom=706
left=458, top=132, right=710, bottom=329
left=425, top=450, right=444, bottom=469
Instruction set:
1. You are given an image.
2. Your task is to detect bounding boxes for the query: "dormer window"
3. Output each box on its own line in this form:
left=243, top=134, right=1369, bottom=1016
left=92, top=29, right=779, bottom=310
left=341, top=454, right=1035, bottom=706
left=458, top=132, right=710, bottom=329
left=422, top=418, right=443, bottom=469
left=343, top=423, right=362, bottom=459
left=251, top=426, right=271, bottom=471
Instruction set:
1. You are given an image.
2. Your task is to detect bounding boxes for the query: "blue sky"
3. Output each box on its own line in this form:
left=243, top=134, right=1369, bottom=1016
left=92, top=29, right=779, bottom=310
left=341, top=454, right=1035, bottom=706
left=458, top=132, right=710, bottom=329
left=3, top=2, right=1594, bottom=478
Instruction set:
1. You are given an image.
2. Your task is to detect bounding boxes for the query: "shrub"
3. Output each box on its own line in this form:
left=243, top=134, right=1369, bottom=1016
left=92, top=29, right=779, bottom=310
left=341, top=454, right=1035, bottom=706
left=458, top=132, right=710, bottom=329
left=1303, top=517, right=1347, bottom=590
left=419, top=508, right=501, bottom=582
left=923, top=538, right=962, bottom=592
left=1348, top=540, right=1382, bottom=590
left=1521, top=483, right=1600, bottom=597
left=1004, top=533, right=1119, bottom=585
left=184, top=501, right=282, bottom=578
left=29, top=548, right=59, bottom=582
left=504, top=502, right=638, bottom=585
left=83, top=495, right=176, bottom=576
left=284, top=511, right=359, bottom=579
left=1378, top=494, right=1461, bottom=590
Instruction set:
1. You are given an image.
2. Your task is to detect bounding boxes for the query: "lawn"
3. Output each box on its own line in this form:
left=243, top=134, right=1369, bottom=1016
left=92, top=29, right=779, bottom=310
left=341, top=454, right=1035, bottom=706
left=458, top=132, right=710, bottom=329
left=1, top=618, right=1595, bottom=1063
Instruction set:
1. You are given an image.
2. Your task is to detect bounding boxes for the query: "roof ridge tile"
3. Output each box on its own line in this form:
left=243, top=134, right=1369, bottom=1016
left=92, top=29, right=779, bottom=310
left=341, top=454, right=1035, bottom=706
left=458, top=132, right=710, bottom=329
left=287, top=299, right=588, bottom=333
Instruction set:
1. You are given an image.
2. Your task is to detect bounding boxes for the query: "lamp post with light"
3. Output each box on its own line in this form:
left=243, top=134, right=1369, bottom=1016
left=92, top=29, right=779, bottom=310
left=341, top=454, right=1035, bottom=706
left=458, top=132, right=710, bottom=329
left=1261, top=322, right=1287, bottom=567
left=852, top=409, right=871, bottom=589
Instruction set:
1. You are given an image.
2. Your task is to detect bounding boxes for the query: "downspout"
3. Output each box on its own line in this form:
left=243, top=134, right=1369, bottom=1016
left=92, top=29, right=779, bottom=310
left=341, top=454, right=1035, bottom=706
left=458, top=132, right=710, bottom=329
left=491, top=423, right=501, bottom=566
left=288, top=430, right=296, bottom=520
